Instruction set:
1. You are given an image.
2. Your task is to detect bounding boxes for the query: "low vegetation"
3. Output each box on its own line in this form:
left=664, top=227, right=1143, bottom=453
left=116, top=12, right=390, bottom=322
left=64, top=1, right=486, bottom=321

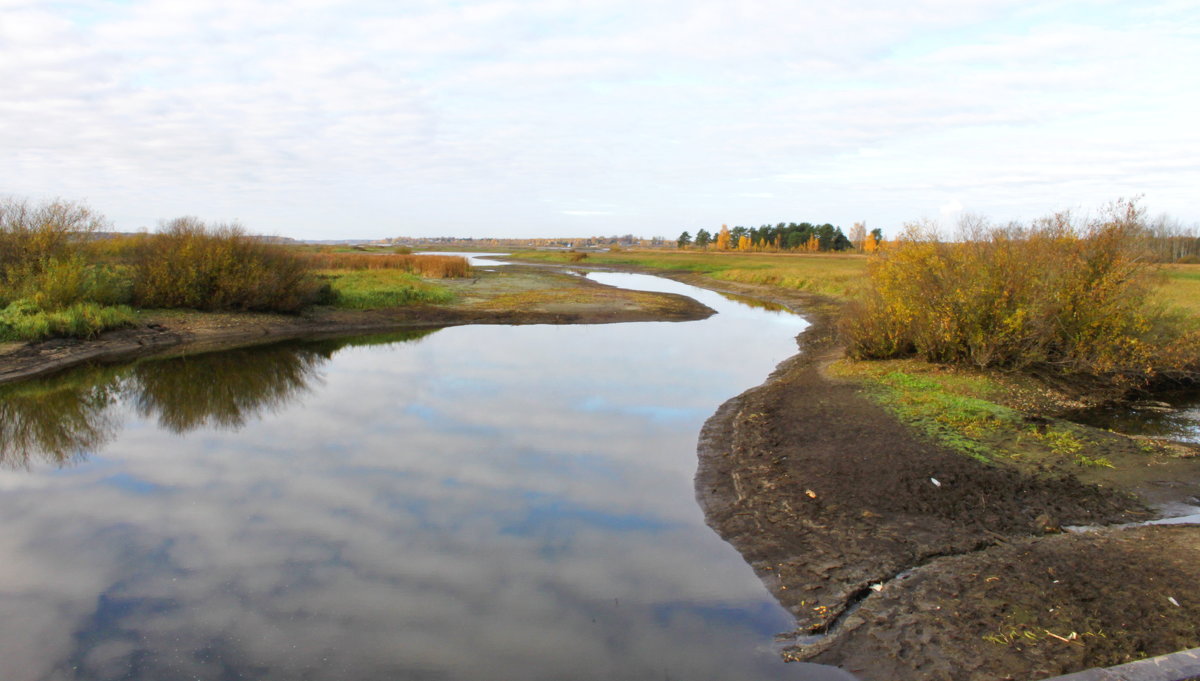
left=126, top=218, right=324, bottom=313
left=829, top=359, right=1160, bottom=475
left=0, top=197, right=469, bottom=342
left=320, top=270, right=455, bottom=308
left=301, top=251, right=470, bottom=278
left=0, top=198, right=135, bottom=340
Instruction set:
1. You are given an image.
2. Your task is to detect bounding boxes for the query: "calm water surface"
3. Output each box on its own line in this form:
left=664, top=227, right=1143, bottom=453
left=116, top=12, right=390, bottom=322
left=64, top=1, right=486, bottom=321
left=1065, top=392, right=1200, bottom=445
left=0, top=272, right=852, bottom=681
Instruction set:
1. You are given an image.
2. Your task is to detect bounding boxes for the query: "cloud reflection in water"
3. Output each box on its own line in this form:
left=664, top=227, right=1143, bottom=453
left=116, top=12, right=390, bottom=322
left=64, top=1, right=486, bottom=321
left=0, top=275, right=854, bottom=680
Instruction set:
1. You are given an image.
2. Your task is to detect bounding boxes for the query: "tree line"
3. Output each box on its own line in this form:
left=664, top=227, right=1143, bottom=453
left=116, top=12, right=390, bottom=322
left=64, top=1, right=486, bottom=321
left=677, top=222, right=881, bottom=253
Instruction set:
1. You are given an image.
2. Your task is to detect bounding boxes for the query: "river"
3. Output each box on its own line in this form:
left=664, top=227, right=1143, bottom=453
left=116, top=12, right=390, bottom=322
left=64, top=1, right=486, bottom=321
left=0, top=269, right=855, bottom=681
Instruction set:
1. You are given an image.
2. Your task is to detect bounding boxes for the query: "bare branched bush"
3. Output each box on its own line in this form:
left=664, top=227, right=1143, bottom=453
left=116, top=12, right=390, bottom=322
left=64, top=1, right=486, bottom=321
left=0, top=197, right=107, bottom=273
left=845, top=200, right=1200, bottom=387
left=130, top=218, right=323, bottom=313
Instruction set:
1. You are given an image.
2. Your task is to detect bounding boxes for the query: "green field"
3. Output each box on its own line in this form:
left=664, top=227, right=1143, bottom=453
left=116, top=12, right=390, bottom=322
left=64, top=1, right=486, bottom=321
left=509, top=250, right=870, bottom=298
left=1162, top=264, right=1200, bottom=318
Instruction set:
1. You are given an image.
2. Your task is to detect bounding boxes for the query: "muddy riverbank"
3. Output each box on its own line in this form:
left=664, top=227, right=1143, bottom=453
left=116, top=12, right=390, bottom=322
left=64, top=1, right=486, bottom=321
left=0, top=265, right=712, bottom=385
left=681, top=274, right=1200, bottom=681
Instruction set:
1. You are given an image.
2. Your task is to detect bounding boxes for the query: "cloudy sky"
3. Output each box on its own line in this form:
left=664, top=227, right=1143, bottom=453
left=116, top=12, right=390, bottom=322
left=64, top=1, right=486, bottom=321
left=3, top=0, right=1198, bottom=239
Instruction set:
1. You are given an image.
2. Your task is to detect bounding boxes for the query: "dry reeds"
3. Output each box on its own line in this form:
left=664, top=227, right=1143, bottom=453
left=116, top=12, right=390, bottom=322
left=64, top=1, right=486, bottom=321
left=301, top=252, right=469, bottom=278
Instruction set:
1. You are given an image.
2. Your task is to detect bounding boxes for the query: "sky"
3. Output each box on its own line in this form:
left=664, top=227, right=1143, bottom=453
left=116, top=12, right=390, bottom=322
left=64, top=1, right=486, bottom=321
left=2, top=0, right=1198, bottom=240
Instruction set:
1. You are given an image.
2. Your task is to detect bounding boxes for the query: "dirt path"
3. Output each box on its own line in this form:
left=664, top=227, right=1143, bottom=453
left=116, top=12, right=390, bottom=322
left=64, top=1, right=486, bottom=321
left=668, top=274, right=1200, bottom=681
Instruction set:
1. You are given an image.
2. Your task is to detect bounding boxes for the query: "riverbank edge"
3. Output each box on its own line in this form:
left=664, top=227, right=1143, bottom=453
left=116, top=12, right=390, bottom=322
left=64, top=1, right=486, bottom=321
left=0, top=274, right=713, bottom=386
left=660, top=271, right=1200, bottom=680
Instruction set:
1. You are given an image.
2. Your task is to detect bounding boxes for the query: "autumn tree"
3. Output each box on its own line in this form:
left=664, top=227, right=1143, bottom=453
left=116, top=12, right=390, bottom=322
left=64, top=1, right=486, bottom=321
left=716, top=224, right=731, bottom=250
left=864, top=227, right=883, bottom=253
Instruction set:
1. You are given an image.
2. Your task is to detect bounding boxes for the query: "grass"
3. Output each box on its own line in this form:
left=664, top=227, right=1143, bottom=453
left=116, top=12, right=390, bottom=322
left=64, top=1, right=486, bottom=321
left=828, top=358, right=1142, bottom=472
left=508, top=250, right=869, bottom=298
left=1161, top=265, right=1200, bottom=318
left=0, top=300, right=137, bottom=342
left=830, top=361, right=1021, bottom=462
left=321, top=270, right=455, bottom=309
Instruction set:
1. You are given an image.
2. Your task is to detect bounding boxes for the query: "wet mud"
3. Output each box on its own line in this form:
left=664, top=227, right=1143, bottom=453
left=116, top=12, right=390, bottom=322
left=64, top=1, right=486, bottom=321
left=682, top=276, right=1200, bottom=681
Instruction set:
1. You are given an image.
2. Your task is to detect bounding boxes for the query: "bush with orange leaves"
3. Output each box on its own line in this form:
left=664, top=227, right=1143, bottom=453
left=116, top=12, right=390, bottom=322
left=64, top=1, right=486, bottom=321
left=129, top=218, right=324, bottom=313
left=845, top=200, right=1200, bottom=388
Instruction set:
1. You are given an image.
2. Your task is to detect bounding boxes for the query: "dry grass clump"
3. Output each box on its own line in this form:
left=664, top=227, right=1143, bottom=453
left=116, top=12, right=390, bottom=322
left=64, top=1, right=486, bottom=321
left=845, top=201, right=1200, bottom=388
left=129, top=218, right=324, bottom=313
left=301, top=252, right=469, bottom=278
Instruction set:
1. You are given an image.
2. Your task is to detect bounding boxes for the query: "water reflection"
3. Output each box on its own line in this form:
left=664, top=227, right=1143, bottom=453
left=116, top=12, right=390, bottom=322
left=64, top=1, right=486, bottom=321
left=0, top=369, right=124, bottom=468
left=0, top=329, right=436, bottom=467
left=0, top=278, right=848, bottom=681
left=1065, top=391, right=1200, bottom=444
left=718, top=291, right=792, bottom=312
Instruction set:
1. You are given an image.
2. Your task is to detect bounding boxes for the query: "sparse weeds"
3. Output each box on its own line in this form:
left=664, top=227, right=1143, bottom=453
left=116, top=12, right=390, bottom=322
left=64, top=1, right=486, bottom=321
left=834, top=364, right=1021, bottom=462
left=983, top=627, right=1107, bottom=646
left=833, top=359, right=1139, bottom=471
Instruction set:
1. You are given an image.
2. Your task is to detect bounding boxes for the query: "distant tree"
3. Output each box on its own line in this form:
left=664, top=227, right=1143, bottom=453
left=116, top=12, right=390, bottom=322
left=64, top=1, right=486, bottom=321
left=849, top=222, right=867, bottom=252
left=695, top=229, right=711, bottom=248
left=677, top=231, right=692, bottom=249
left=737, top=235, right=751, bottom=251
left=865, top=227, right=883, bottom=253
left=716, top=224, right=731, bottom=250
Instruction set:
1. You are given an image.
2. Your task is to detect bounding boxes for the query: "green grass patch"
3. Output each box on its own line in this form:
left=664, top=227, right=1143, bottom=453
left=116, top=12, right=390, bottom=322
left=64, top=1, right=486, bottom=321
left=1161, top=265, right=1200, bottom=319
left=829, top=359, right=1139, bottom=471
left=847, top=365, right=1021, bottom=462
left=0, top=300, right=137, bottom=341
left=322, top=270, right=455, bottom=309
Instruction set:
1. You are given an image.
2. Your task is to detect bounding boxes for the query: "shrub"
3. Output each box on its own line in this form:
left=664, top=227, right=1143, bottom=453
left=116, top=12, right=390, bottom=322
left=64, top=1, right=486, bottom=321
left=845, top=201, right=1200, bottom=387
left=1, top=198, right=109, bottom=306
left=0, top=198, right=106, bottom=274
left=130, top=218, right=322, bottom=313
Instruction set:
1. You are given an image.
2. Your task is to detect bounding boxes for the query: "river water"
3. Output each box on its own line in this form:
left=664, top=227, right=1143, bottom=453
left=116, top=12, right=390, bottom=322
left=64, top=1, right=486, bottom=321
left=0, top=271, right=854, bottom=681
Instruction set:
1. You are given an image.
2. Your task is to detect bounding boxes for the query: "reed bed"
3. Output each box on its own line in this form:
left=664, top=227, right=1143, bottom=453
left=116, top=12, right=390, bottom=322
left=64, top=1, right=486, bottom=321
left=302, top=252, right=469, bottom=278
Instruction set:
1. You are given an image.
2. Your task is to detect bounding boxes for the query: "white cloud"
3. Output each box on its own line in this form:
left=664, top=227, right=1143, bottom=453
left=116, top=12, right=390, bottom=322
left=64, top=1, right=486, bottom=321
left=1, top=0, right=1197, bottom=237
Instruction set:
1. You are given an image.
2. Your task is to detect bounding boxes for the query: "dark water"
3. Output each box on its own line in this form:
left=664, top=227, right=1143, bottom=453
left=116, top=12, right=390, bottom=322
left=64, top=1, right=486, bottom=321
left=0, top=272, right=852, bottom=681
left=1065, top=392, right=1200, bottom=445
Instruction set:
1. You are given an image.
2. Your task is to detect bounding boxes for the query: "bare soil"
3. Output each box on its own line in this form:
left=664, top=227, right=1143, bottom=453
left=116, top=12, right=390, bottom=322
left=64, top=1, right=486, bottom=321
left=672, top=273, right=1200, bottom=681
left=0, top=265, right=711, bottom=385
